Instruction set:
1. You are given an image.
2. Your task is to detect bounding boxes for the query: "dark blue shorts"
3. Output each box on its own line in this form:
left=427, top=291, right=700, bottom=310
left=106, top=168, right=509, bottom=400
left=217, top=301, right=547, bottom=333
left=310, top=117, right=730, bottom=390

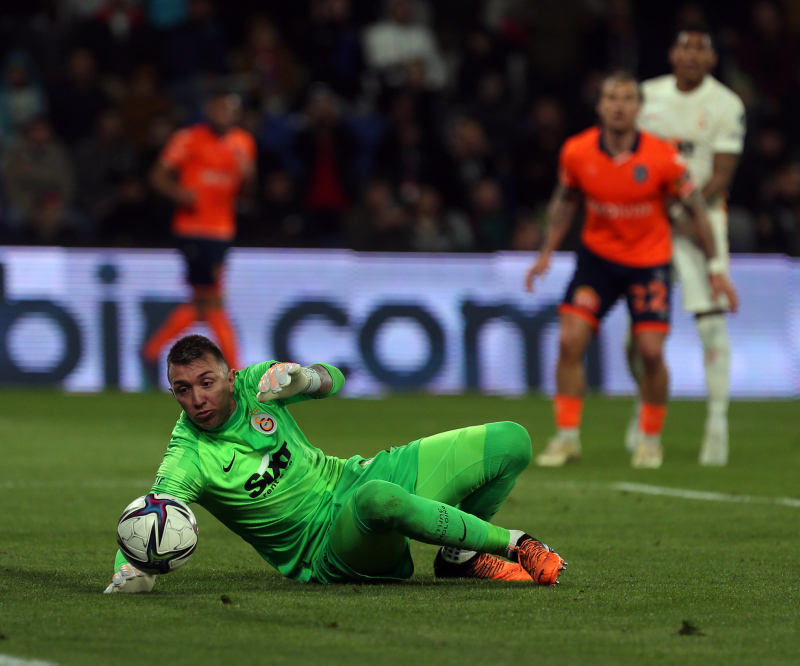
left=560, top=245, right=672, bottom=334
left=178, top=238, right=230, bottom=286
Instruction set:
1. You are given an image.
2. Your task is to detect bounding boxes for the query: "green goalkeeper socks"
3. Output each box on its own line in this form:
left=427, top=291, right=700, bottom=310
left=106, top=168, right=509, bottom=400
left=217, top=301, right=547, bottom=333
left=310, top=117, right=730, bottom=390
left=351, top=479, right=511, bottom=554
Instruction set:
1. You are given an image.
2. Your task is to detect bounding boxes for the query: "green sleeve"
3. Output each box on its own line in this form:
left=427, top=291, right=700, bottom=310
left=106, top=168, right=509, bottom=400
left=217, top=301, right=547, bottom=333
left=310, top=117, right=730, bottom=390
left=150, top=439, right=204, bottom=502
left=114, top=549, right=130, bottom=570
left=112, top=434, right=203, bottom=573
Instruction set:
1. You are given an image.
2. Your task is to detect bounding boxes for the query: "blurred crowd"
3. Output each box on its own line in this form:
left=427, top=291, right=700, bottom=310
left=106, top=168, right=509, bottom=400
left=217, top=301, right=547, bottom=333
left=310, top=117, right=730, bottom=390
left=1, top=0, right=800, bottom=254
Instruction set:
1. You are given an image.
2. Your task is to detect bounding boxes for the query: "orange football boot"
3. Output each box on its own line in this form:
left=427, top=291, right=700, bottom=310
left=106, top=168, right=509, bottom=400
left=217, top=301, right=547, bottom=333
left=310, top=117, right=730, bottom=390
left=509, top=535, right=566, bottom=586
left=434, top=550, right=533, bottom=581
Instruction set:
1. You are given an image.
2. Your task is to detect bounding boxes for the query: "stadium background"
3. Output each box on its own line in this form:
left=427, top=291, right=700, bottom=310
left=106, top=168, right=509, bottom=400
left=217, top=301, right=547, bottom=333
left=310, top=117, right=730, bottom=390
left=0, top=0, right=798, bottom=395
left=1, top=4, right=799, bottom=664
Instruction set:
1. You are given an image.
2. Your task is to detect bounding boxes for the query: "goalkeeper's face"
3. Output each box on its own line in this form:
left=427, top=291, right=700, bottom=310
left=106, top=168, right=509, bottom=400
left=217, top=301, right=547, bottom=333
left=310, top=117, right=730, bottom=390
left=168, top=354, right=237, bottom=429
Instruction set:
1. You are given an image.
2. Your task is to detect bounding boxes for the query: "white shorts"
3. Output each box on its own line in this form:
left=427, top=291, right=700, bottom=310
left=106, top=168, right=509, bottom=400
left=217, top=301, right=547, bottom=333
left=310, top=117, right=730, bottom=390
left=672, top=207, right=730, bottom=313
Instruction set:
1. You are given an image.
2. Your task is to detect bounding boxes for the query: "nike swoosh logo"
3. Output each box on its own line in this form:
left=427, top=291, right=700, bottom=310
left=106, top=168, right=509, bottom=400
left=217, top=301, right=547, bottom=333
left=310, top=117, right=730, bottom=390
left=458, top=517, right=467, bottom=543
left=223, top=453, right=236, bottom=473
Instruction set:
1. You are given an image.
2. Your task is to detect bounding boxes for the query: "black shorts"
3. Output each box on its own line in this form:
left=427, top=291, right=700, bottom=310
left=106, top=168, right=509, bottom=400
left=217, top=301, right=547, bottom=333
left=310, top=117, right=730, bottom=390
left=178, top=237, right=231, bottom=286
left=560, top=245, right=672, bottom=334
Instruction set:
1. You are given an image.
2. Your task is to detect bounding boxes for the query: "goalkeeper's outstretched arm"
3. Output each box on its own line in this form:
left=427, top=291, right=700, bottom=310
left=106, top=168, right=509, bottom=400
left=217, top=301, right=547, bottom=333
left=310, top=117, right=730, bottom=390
left=257, top=362, right=343, bottom=403
left=104, top=467, right=200, bottom=595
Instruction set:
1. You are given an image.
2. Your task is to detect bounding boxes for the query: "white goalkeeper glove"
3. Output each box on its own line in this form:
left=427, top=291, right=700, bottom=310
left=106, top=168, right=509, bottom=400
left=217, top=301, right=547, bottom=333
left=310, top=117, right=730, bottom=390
left=257, top=363, right=321, bottom=402
left=103, top=563, right=156, bottom=594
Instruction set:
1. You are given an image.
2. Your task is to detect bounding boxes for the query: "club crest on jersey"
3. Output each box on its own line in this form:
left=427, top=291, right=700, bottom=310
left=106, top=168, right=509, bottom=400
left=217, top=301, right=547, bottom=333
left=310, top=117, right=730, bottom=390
left=250, top=412, right=277, bottom=435
left=633, top=165, right=649, bottom=184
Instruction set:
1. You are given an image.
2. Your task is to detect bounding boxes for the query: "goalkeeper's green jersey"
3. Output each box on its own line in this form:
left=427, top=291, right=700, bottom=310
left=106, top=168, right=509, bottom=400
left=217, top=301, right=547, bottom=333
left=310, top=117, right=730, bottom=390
left=137, top=361, right=417, bottom=583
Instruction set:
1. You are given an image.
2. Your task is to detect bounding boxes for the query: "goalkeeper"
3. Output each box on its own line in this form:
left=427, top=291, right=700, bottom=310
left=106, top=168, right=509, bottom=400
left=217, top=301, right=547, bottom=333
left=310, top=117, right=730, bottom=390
left=105, top=334, right=566, bottom=593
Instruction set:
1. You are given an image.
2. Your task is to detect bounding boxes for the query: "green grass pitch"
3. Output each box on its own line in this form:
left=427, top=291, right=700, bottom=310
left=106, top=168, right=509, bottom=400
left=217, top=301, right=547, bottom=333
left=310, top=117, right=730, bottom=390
left=1, top=390, right=798, bottom=665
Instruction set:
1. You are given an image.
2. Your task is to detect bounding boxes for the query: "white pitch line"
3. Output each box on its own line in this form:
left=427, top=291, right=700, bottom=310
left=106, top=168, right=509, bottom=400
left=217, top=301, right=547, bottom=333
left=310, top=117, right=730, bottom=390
left=611, top=482, right=800, bottom=509
left=0, top=656, right=58, bottom=666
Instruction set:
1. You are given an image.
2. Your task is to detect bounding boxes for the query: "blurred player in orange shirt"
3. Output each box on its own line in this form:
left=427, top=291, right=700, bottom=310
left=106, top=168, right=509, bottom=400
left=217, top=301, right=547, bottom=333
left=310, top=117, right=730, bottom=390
left=142, top=89, right=256, bottom=374
left=525, top=71, right=738, bottom=469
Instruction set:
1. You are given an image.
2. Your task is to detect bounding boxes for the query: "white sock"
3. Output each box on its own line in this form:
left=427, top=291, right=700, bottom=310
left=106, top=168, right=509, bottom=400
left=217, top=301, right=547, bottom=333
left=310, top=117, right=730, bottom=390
left=697, top=315, right=730, bottom=423
left=505, top=529, right=526, bottom=559
left=440, top=546, right=476, bottom=564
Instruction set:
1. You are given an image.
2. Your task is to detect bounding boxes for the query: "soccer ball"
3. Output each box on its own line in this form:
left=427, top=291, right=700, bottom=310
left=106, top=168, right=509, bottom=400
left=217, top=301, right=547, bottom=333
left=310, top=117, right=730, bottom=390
left=116, top=494, right=198, bottom=574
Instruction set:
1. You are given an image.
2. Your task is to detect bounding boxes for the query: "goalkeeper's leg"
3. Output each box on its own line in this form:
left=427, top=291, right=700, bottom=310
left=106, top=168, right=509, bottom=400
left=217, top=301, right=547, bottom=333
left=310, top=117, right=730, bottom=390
left=329, top=478, right=565, bottom=585
left=328, top=481, right=504, bottom=575
left=415, top=421, right=563, bottom=581
left=327, top=422, right=565, bottom=584
left=414, top=421, right=530, bottom=520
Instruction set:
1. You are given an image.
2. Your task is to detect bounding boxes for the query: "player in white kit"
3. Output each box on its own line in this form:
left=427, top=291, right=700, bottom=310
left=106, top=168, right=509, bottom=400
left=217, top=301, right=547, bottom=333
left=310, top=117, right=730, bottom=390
left=627, top=24, right=744, bottom=465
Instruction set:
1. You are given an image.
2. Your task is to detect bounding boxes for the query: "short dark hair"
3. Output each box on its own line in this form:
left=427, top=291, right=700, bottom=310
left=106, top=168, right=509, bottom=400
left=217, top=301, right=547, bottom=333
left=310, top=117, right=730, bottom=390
left=673, top=22, right=715, bottom=50
left=167, top=335, right=227, bottom=375
left=600, top=70, right=642, bottom=101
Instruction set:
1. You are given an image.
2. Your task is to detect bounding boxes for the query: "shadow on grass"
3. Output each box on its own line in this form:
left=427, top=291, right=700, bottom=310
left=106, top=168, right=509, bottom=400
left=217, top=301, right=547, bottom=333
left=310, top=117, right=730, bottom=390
left=3, top=564, right=556, bottom=601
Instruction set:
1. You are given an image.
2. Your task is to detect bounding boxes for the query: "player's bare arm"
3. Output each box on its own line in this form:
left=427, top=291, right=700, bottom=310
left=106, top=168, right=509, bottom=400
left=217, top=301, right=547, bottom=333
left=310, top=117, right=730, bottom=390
left=681, top=189, right=739, bottom=312
left=150, top=160, right=197, bottom=208
left=237, top=150, right=258, bottom=197
left=308, top=364, right=333, bottom=396
left=243, top=156, right=257, bottom=188
left=525, top=183, right=581, bottom=291
left=702, top=153, right=740, bottom=206
left=681, top=189, right=716, bottom=258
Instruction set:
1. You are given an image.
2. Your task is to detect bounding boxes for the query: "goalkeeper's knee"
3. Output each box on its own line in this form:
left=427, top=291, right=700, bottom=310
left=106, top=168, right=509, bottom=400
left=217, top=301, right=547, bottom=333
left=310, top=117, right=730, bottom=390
left=351, top=480, right=408, bottom=534
left=484, top=421, right=532, bottom=475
